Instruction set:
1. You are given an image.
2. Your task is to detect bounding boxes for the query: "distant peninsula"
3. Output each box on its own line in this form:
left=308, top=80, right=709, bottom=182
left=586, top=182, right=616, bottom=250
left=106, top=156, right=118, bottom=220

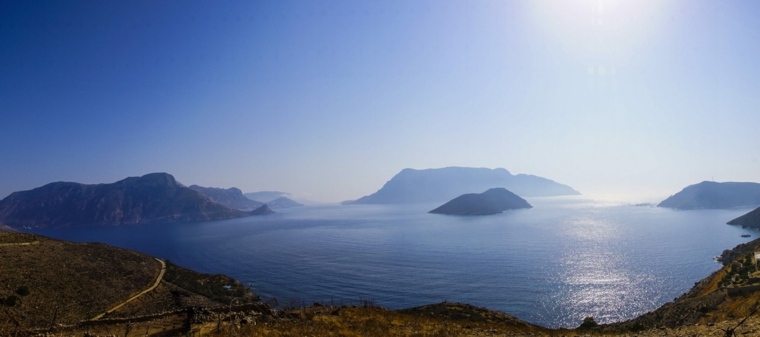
left=189, top=185, right=264, bottom=211
left=0, top=173, right=271, bottom=229
left=345, top=167, right=579, bottom=205
left=429, top=188, right=532, bottom=216
left=658, top=181, right=760, bottom=210
left=727, top=207, right=760, bottom=229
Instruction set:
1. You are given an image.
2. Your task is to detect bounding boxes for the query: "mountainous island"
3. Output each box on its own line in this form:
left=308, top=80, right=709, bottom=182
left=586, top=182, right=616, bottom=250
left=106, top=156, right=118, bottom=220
left=266, top=196, right=304, bottom=208
left=429, top=188, right=532, bottom=216
left=244, top=191, right=305, bottom=208
left=189, top=185, right=264, bottom=211
left=0, top=173, right=272, bottom=229
left=658, top=181, right=760, bottom=209
left=727, top=207, right=760, bottom=228
left=346, top=167, right=579, bottom=205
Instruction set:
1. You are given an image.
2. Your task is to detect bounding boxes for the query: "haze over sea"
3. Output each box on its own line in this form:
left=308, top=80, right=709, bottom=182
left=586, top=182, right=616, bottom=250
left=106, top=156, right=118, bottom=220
left=32, top=197, right=756, bottom=328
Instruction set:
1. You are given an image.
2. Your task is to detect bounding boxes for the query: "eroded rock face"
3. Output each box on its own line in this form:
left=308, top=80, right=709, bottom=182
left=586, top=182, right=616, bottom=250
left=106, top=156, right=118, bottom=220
left=0, top=173, right=254, bottom=228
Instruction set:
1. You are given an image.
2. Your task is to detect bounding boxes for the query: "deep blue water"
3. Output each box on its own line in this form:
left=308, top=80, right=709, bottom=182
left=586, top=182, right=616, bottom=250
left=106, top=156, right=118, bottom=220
left=30, top=197, right=758, bottom=328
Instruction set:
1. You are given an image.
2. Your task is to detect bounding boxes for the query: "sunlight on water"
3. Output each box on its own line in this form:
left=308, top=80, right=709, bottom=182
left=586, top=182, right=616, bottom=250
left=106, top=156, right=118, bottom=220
left=30, top=197, right=758, bottom=328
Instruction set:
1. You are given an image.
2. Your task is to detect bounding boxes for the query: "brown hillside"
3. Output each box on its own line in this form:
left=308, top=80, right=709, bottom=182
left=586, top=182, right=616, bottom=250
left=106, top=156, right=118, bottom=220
left=0, top=232, right=257, bottom=335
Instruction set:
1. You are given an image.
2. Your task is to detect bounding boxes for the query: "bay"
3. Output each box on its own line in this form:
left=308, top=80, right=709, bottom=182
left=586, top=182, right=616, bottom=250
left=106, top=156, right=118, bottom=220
left=30, top=196, right=757, bottom=328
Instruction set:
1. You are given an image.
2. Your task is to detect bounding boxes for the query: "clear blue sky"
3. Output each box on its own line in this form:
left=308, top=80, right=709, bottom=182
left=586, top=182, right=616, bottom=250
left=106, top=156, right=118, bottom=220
left=2, top=1, right=759, bottom=202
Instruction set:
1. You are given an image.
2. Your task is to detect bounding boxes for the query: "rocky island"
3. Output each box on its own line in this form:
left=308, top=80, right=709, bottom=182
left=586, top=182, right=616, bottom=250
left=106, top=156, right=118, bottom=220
left=658, top=181, right=760, bottom=209
left=189, top=185, right=265, bottom=211
left=728, top=206, right=760, bottom=228
left=0, top=173, right=272, bottom=229
left=346, top=166, right=579, bottom=205
left=429, top=188, right=532, bottom=216
left=266, top=196, right=304, bottom=209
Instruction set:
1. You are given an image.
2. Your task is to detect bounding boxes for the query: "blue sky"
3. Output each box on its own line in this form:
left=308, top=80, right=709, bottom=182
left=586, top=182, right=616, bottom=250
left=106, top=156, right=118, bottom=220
left=2, top=1, right=759, bottom=202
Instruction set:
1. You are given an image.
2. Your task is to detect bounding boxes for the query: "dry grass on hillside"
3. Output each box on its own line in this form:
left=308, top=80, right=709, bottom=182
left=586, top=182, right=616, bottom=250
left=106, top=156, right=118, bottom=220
left=201, top=303, right=565, bottom=337
left=0, top=233, right=160, bottom=329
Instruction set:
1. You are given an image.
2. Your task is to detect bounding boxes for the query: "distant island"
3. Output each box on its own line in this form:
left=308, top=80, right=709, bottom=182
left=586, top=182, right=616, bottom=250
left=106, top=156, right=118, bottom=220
left=658, top=181, right=760, bottom=210
left=245, top=191, right=306, bottom=208
left=189, top=185, right=264, bottom=211
left=245, top=191, right=290, bottom=202
left=0, top=173, right=272, bottom=229
left=267, top=196, right=304, bottom=209
left=345, top=167, right=579, bottom=205
left=429, top=188, right=532, bottom=216
left=727, top=207, right=760, bottom=229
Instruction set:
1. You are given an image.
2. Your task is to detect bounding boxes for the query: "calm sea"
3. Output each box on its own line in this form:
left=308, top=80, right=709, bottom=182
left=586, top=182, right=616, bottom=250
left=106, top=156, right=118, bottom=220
left=29, top=197, right=757, bottom=328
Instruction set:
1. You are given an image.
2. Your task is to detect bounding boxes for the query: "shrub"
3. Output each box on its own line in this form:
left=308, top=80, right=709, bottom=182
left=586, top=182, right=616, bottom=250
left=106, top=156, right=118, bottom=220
left=15, top=286, right=30, bottom=297
left=4, top=295, right=19, bottom=307
left=579, top=316, right=598, bottom=329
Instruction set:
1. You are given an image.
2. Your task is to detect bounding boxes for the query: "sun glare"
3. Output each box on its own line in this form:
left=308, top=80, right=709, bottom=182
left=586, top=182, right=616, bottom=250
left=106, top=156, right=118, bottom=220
left=529, top=0, right=669, bottom=59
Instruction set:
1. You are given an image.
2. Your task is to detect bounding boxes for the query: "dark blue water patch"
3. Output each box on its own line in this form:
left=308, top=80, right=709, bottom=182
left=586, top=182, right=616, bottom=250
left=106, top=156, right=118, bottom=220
left=29, top=198, right=758, bottom=328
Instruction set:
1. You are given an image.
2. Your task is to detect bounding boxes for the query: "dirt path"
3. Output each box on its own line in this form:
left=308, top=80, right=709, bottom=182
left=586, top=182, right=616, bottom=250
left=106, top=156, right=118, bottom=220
left=90, top=258, right=166, bottom=321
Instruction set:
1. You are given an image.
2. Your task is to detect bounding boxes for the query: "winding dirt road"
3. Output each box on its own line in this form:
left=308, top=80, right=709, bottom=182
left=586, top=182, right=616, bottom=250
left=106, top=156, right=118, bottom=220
left=90, top=258, right=166, bottom=321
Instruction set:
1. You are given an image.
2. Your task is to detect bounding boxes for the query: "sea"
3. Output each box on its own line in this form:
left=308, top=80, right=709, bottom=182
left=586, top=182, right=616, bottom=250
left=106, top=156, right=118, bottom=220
left=28, top=196, right=758, bottom=328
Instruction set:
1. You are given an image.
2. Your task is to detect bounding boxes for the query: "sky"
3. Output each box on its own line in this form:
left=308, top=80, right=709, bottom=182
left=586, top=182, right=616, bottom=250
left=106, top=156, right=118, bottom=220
left=1, top=0, right=759, bottom=203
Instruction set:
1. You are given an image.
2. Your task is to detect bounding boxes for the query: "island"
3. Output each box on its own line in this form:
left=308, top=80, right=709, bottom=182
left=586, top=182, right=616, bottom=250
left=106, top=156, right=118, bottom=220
left=0, top=173, right=271, bottom=229
left=429, top=188, right=532, bottom=216
left=267, top=196, right=304, bottom=209
left=658, top=181, right=760, bottom=209
left=727, top=207, right=760, bottom=229
left=189, top=185, right=265, bottom=211
left=345, top=167, right=579, bottom=205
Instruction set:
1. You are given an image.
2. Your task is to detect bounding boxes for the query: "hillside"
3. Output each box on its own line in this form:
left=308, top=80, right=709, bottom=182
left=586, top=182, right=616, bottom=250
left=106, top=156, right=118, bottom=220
left=429, top=188, right=532, bottom=215
left=0, top=173, right=255, bottom=229
left=346, top=167, right=579, bottom=205
left=0, top=232, right=257, bottom=335
left=4, top=232, right=760, bottom=336
left=658, top=181, right=760, bottom=210
left=189, top=185, right=264, bottom=211
left=728, top=207, right=760, bottom=228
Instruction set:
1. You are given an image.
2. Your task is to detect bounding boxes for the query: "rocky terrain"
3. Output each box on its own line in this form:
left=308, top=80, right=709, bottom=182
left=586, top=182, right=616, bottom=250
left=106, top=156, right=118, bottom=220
left=0, top=173, right=266, bottom=228
left=0, top=231, right=259, bottom=336
left=429, top=188, right=532, bottom=215
left=658, top=181, right=760, bottom=209
left=346, top=167, right=579, bottom=204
